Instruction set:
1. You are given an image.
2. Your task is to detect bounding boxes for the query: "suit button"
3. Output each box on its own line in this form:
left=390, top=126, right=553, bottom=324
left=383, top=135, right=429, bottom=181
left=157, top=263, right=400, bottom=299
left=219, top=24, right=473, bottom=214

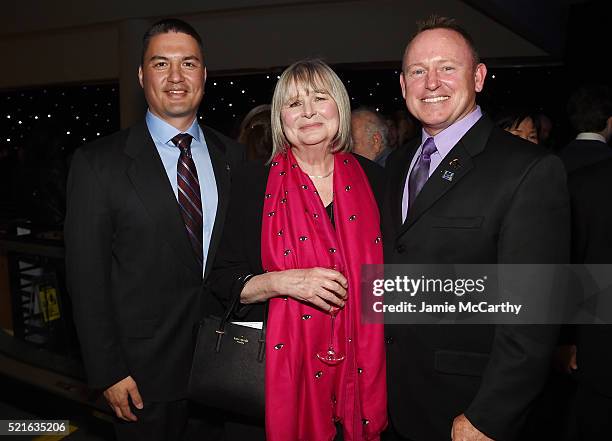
left=385, top=336, right=394, bottom=344
left=395, top=244, right=406, bottom=254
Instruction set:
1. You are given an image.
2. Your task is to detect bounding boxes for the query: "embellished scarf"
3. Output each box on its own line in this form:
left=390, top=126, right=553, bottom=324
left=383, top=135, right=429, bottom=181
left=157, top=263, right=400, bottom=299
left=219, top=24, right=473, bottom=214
left=261, top=149, right=387, bottom=441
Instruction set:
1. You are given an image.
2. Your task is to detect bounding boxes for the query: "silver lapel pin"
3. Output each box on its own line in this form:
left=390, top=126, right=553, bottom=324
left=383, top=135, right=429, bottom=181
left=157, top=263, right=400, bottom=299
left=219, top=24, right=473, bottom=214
left=442, top=170, right=454, bottom=181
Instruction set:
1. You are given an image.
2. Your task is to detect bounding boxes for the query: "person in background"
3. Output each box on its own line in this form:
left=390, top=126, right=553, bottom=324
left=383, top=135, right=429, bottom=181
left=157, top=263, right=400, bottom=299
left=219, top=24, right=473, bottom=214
left=351, top=107, right=391, bottom=166
left=558, top=84, right=612, bottom=172
left=495, top=109, right=540, bottom=145
left=237, top=104, right=272, bottom=161
left=567, top=158, right=612, bottom=440
left=209, top=59, right=387, bottom=441
left=536, top=113, right=554, bottom=148
left=393, top=109, right=418, bottom=147
left=64, top=18, right=243, bottom=441
left=384, top=115, right=399, bottom=150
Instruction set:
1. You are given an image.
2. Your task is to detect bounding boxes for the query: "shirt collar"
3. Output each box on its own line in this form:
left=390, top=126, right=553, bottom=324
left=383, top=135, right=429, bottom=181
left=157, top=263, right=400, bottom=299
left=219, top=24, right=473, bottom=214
left=145, top=110, right=201, bottom=145
left=576, top=132, right=607, bottom=143
left=420, top=106, right=483, bottom=156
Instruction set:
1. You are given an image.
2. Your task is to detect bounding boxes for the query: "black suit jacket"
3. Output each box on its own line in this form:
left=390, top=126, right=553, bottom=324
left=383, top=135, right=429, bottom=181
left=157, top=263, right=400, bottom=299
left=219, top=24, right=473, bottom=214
left=568, top=159, right=612, bottom=398
left=64, top=121, right=244, bottom=401
left=558, top=138, right=612, bottom=173
left=207, top=154, right=384, bottom=321
left=382, top=115, right=570, bottom=441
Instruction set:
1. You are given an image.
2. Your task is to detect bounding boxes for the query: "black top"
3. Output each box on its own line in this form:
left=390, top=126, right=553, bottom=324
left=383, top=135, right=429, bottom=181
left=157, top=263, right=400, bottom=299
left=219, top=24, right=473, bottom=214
left=206, top=153, right=385, bottom=321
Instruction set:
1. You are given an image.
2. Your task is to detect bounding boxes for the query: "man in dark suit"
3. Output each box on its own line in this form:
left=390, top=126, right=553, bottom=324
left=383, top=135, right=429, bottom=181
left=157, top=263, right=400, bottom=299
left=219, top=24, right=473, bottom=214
left=64, top=19, right=243, bottom=441
left=558, top=84, right=612, bottom=172
left=382, top=16, right=570, bottom=441
left=568, top=159, right=612, bottom=439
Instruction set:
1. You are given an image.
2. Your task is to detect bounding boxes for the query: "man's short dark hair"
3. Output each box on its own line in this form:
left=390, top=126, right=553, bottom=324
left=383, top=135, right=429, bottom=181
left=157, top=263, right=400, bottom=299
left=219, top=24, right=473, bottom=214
left=141, top=18, right=204, bottom=65
left=567, top=84, right=612, bottom=133
left=404, top=15, right=480, bottom=69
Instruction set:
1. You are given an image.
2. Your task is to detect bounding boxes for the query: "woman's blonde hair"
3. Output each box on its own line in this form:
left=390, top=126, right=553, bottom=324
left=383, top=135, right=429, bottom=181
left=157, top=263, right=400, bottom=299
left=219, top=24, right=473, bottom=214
left=270, top=59, right=352, bottom=159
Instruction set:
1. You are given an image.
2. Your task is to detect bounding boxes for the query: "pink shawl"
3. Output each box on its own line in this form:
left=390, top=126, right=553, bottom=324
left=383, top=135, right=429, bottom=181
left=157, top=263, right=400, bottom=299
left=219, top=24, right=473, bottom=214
left=261, top=149, right=387, bottom=441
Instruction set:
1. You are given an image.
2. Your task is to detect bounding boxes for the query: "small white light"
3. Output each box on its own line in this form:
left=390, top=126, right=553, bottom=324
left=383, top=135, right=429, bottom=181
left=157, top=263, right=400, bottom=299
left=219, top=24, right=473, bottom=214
left=266, top=75, right=270, bottom=79
left=491, top=74, right=496, bottom=79
left=96, top=132, right=100, bottom=136
left=34, top=116, right=39, bottom=119
left=376, top=108, right=380, bottom=112
left=18, top=120, right=22, bottom=125
left=230, top=81, right=234, bottom=85
left=6, top=138, right=10, bottom=142
left=276, top=75, right=280, bottom=79
left=82, top=137, right=86, bottom=141
left=241, top=90, right=245, bottom=94
left=66, top=131, right=71, bottom=135
left=6, top=115, right=10, bottom=119
left=75, top=116, right=80, bottom=120
left=47, top=114, right=51, bottom=118
left=228, top=103, right=233, bottom=107
left=213, top=82, right=217, bottom=86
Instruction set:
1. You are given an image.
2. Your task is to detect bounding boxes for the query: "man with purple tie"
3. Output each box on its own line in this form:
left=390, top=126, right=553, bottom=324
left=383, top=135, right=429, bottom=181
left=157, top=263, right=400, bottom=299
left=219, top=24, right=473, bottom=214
left=382, top=16, right=570, bottom=441
left=64, top=19, right=243, bottom=441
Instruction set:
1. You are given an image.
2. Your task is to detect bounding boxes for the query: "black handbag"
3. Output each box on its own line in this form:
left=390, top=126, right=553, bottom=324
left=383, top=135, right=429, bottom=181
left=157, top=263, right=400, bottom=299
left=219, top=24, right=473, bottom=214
left=188, top=289, right=268, bottom=421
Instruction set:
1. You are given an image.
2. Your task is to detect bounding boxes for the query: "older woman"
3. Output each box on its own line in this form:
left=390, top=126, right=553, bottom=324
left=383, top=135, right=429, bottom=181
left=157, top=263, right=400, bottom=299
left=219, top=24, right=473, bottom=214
left=209, top=59, right=387, bottom=441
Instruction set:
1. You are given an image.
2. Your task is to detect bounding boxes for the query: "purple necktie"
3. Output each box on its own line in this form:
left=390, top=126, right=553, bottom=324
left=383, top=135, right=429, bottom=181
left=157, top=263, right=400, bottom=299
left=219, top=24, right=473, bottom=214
left=408, top=137, right=437, bottom=211
left=172, top=133, right=203, bottom=267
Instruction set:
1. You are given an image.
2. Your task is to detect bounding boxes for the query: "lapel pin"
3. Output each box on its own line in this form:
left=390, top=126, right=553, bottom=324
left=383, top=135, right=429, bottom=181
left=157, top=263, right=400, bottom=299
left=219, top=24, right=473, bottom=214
left=442, top=170, right=454, bottom=181
left=448, top=158, right=461, bottom=168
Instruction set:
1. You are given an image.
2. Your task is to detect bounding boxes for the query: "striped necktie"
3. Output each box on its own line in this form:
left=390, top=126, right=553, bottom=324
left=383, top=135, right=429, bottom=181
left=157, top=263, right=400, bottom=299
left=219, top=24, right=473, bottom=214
left=171, top=133, right=203, bottom=267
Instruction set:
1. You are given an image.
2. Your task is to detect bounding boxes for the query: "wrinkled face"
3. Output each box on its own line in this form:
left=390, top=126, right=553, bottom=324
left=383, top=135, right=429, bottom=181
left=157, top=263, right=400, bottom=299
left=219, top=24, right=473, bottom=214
left=351, top=114, right=370, bottom=155
left=351, top=114, right=379, bottom=160
left=138, top=32, right=206, bottom=130
left=280, top=82, right=339, bottom=149
left=400, top=28, right=486, bottom=136
left=508, top=117, right=539, bottom=144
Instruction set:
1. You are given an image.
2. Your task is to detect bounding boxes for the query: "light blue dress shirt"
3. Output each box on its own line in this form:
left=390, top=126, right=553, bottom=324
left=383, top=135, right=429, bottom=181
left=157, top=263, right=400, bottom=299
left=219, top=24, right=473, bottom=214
left=145, top=110, right=218, bottom=276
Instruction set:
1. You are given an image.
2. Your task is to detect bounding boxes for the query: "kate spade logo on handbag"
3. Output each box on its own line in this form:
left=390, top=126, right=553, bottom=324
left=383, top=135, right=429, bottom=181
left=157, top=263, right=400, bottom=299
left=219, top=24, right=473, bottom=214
left=233, top=335, right=249, bottom=345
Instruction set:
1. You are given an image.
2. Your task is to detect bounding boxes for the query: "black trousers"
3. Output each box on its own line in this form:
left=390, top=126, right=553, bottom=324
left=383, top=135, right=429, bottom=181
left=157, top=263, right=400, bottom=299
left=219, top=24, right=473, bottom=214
left=113, top=399, right=188, bottom=441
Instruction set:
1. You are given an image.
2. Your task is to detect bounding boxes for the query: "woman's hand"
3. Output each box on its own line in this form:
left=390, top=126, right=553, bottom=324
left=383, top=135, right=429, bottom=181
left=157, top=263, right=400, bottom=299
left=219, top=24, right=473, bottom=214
left=241, top=267, right=348, bottom=311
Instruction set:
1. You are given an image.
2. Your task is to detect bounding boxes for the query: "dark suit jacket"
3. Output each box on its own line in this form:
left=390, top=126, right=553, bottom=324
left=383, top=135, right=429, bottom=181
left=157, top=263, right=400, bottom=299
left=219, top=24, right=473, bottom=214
left=558, top=138, right=612, bottom=173
left=64, top=121, right=244, bottom=402
left=207, top=154, right=384, bottom=321
left=568, top=159, right=612, bottom=398
left=382, top=115, right=570, bottom=441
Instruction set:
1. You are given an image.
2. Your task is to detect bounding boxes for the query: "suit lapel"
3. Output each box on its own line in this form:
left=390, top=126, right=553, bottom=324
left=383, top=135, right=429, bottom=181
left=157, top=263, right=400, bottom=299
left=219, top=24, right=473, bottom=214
left=201, top=126, right=231, bottom=279
left=125, top=121, right=201, bottom=276
left=398, top=115, right=494, bottom=236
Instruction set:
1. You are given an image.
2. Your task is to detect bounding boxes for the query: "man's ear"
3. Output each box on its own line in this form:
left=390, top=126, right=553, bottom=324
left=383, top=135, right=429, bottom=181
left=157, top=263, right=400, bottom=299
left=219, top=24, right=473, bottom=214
left=400, top=73, right=407, bottom=100
left=372, top=132, right=383, bottom=153
left=474, top=63, right=487, bottom=93
left=138, top=66, right=144, bottom=89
